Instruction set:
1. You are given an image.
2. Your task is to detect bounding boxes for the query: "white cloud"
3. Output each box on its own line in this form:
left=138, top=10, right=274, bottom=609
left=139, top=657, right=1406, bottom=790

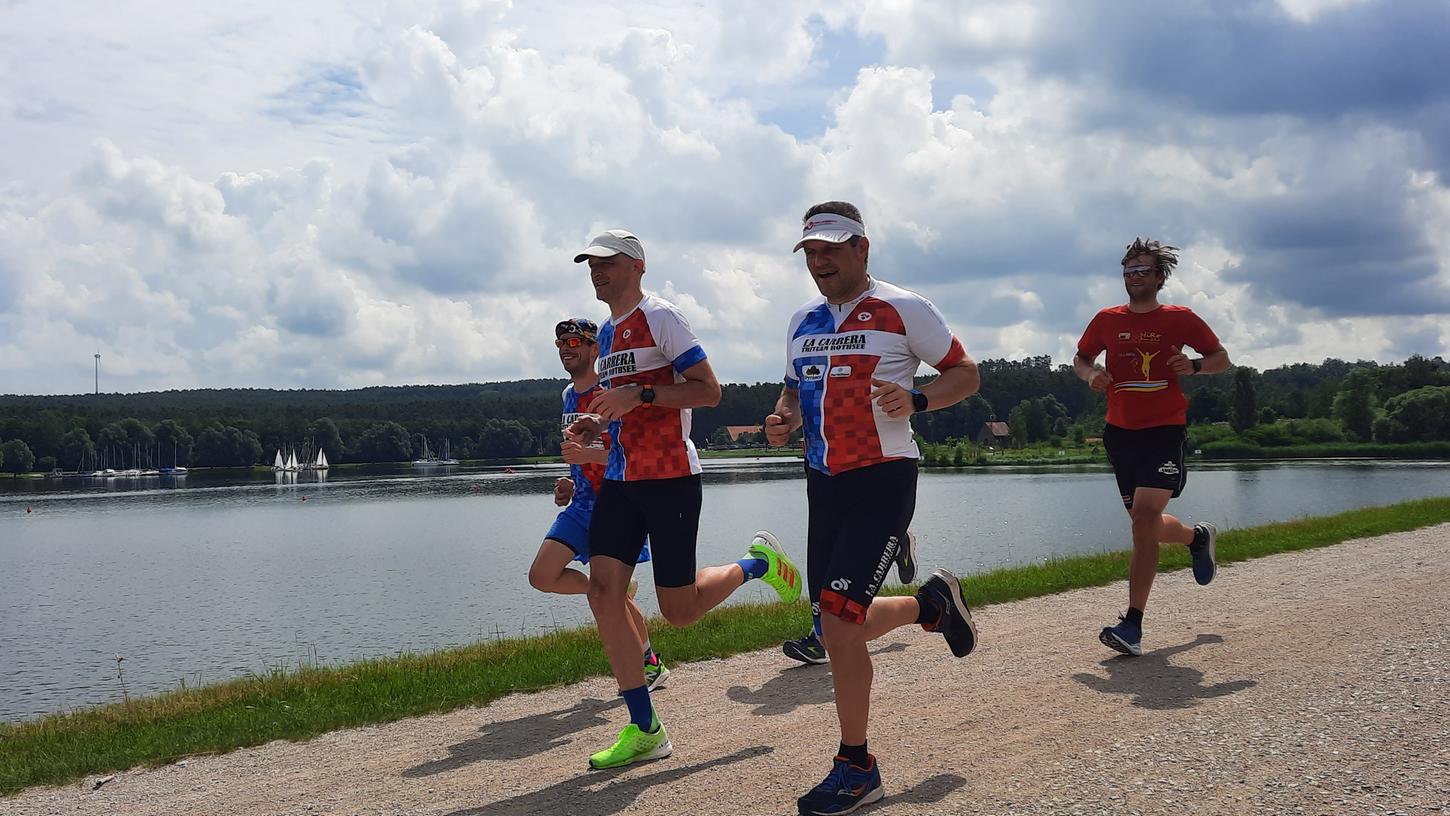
left=0, top=0, right=1447, bottom=395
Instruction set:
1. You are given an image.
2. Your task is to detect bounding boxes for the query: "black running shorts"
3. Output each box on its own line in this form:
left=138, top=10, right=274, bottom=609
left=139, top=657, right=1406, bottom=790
left=589, top=475, right=702, bottom=588
left=806, top=458, right=917, bottom=625
left=1102, top=423, right=1188, bottom=509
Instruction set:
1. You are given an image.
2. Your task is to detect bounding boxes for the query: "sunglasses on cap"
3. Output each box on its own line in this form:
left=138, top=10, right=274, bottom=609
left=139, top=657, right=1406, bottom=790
left=555, top=336, right=592, bottom=349
left=555, top=318, right=599, bottom=342
left=1122, top=265, right=1156, bottom=279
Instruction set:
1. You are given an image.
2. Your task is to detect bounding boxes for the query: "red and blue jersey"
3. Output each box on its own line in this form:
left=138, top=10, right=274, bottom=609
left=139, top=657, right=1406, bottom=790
left=561, top=383, right=608, bottom=512
left=597, top=293, right=708, bottom=481
left=784, top=279, right=967, bottom=476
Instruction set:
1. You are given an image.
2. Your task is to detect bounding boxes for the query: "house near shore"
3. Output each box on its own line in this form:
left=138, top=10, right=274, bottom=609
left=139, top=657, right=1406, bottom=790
left=723, top=425, right=764, bottom=443
left=976, top=421, right=1012, bottom=448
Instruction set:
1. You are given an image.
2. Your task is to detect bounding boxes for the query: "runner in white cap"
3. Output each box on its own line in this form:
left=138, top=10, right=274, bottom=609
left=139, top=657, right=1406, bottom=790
left=566, top=228, right=804, bottom=771
left=767, top=201, right=983, bottom=815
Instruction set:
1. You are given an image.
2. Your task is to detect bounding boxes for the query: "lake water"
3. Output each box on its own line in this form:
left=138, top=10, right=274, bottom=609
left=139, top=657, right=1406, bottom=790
left=3, top=458, right=1449, bottom=722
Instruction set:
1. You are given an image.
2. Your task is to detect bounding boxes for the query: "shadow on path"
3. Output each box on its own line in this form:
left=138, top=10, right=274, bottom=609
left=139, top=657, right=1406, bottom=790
left=889, top=773, right=969, bottom=808
left=725, top=642, right=907, bottom=716
left=1071, top=634, right=1256, bottom=710
left=442, top=746, right=773, bottom=816
left=405, top=697, right=624, bottom=777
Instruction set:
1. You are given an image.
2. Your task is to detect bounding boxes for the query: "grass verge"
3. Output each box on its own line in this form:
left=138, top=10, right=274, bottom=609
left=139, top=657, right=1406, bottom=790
left=4, top=496, right=1450, bottom=794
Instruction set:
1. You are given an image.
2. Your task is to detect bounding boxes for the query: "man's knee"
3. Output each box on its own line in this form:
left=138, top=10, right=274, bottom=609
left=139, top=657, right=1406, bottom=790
left=587, top=571, right=628, bottom=609
left=1128, top=503, right=1164, bottom=527
left=527, top=565, right=555, bottom=592
left=657, top=591, right=699, bottom=627
left=819, top=612, right=866, bottom=651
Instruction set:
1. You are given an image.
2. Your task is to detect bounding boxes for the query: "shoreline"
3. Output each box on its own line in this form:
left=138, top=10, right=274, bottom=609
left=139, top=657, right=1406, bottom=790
left=4, top=495, right=1449, bottom=795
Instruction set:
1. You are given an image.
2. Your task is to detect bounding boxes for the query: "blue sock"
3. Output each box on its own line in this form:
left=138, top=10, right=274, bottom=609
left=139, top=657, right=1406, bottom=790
left=643, top=640, right=655, bottom=662
left=737, top=557, right=768, bottom=581
left=620, top=684, right=654, bottom=731
left=812, top=610, right=823, bottom=638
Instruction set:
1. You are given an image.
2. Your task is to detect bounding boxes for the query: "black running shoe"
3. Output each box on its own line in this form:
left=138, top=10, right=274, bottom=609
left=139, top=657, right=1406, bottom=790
left=894, top=530, right=918, bottom=584
left=1189, top=522, right=1217, bottom=586
left=783, top=630, right=828, bottom=665
left=917, top=569, right=977, bottom=658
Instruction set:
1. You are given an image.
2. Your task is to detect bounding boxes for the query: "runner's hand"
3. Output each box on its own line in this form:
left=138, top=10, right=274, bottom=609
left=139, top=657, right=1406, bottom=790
left=554, top=477, right=574, bottom=506
left=871, top=378, right=914, bottom=418
left=1165, top=345, right=1194, bottom=376
left=590, top=385, right=643, bottom=421
left=565, top=416, right=602, bottom=445
left=765, top=406, right=795, bottom=446
left=1088, top=369, right=1113, bottom=392
left=560, top=439, right=590, bottom=465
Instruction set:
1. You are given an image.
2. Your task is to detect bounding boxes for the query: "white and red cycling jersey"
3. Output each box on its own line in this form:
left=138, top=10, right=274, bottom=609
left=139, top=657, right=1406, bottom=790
left=784, top=278, right=967, bottom=476
left=597, top=293, right=708, bottom=481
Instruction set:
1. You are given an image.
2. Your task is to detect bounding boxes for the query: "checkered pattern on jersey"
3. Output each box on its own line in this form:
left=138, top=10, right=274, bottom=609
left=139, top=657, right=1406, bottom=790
left=794, top=298, right=908, bottom=475
left=819, top=352, right=886, bottom=468
left=599, top=311, right=697, bottom=481
left=792, top=306, right=836, bottom=473
left=844, top=297, right=907, bottom=335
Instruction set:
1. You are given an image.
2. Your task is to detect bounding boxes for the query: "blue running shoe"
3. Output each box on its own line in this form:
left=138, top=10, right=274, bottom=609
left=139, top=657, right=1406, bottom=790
left=783, top=630, right=828, bottom=665
left=797, top=755, right=884, bottom=815
left=1190, top=522, right=1217, bottom=586
left=1099, top=615, right=1143, bottom=656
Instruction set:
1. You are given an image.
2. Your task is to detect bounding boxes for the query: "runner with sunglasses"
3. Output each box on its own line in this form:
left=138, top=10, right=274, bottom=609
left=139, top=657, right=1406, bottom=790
left=1074, top=237, right=1232, bottom=657
left=527, top=318, right=667, bottom=690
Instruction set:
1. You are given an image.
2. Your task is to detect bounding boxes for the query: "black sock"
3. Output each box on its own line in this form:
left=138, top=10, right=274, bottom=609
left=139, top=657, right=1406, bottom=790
left=838, top=741, right=870, bottom=767
left=914, top=593, right=941, bottom=626
left=1125, top=607, right=1144, bottom=626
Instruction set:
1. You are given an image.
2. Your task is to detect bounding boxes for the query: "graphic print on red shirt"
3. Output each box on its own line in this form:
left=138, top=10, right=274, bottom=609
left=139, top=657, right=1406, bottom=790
left=1077, top=304, right=1221, bottom=429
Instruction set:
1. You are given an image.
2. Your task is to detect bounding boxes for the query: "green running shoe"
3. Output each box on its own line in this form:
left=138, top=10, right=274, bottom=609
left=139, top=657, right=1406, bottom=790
left=588, top=717, right=672, bottom=770
left=747, top=530, right=802, bottom=604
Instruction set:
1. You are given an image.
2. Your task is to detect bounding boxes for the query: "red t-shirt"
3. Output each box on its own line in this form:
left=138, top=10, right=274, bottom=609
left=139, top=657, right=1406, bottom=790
left=1077, top=304, right=1221, bottom=429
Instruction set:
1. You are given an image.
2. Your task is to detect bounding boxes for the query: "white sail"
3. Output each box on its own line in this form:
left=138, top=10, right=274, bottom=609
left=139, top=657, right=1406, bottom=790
left=318, top=450, right=329, bottom=469
left=274, top=450, right=284, bottom=470
left=287, top=451, right=298, bottom=470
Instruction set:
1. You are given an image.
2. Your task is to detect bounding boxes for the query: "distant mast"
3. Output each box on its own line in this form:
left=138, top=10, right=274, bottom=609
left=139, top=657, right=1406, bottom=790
left=94, top=350, right=101, bottom=395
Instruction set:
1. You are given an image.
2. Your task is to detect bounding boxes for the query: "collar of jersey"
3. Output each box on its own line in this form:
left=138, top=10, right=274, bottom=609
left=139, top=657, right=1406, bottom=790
left=608, top=294, right=649, bottom=325
left=827, top=277, right=877, bottom=313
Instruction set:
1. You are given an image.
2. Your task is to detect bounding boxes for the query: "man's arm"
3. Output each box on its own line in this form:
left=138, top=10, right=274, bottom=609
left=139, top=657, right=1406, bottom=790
left=765, top=386, right=802, bottom=446
left=1075, top=351, right=1112, bottom=392
left=870, top=357, right=980, bottom=419
left=589, top=359, right=722, bottom=420
left=1166, top=346, right=1231, bottom=377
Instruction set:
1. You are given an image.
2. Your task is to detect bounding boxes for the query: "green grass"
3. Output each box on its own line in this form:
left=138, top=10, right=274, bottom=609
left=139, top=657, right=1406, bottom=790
left=5, top=496, right=1450, bottom=794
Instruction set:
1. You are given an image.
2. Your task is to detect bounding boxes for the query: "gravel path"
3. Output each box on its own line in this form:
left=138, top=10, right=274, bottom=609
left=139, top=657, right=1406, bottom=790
left=10, top=525, right=1450, bottom=815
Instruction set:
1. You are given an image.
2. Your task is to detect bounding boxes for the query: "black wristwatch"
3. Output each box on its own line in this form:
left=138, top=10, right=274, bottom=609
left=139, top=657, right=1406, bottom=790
left=640, top=385, right=656, bottom=405
left=910, top=389, right=929, bottom=413
left=1191, top=358, right=1203, bottom=374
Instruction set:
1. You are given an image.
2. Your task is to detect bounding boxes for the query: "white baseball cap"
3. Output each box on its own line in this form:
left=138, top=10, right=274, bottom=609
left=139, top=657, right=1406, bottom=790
left=573, top=229, right=646, bottom=263
left=793, top=213, right=866, bottom=252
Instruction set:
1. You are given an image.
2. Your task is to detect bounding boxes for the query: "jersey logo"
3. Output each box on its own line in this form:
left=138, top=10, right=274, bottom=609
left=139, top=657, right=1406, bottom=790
left=622, top=329, right=633, bottom=340
left=829, top=365, right=852, bottom=378
left=857, top=311, right=872, bottom=321
left=1157, top=460, right=1180, bottom=477
left=1138, top=331, right=1161, bottom=343
left=802, top=364, right=824, bottom=381
left=1118, top=331, right=1132, bottom=340
left=830, top=578, right=852, bottom=592
left=1137, top=348, right=1159, bottom=381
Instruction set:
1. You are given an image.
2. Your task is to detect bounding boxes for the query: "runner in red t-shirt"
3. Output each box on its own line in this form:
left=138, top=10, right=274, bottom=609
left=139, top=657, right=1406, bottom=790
left=1074, top=237, right=1232, bottom=656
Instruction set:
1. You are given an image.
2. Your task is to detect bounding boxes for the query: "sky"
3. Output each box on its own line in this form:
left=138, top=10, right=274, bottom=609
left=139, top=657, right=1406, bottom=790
left=1, top=0, right=1448, bottom=395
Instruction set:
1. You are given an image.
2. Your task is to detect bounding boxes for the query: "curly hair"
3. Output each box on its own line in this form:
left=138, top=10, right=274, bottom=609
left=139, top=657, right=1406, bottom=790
left=1120, top=237, right=1179, bottom=291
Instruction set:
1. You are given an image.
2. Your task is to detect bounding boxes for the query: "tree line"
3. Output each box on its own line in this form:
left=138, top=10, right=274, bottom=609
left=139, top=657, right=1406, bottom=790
left=1, top=355, right=1447, bottom=473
